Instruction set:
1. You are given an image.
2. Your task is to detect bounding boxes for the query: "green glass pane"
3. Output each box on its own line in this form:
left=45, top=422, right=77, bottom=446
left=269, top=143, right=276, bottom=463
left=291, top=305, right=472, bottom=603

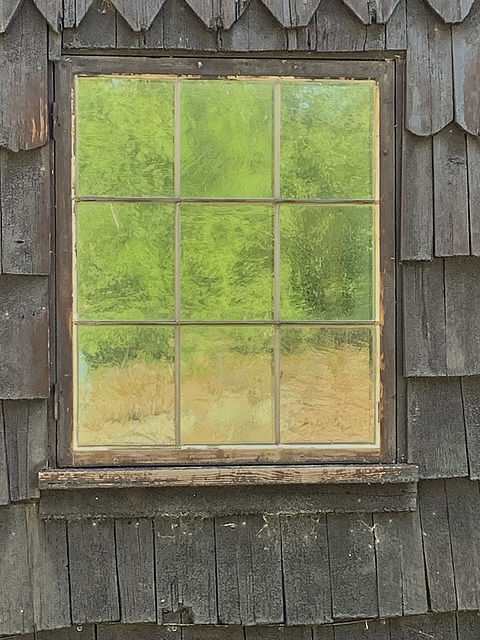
left=77, top=203, right=175, bottom=321
left=281, top=81, right=376, bottom=200
left=181, top=326, right=274, bottom=444
left=280, top=326, right=377, bottom=444
left=77, top=77, right=174, bottom=197
left=76, top=326, right=175, bottom=447
left=181, top=80, right=274, bottom=198
left=281, top=205, right=375, bottom=321
left=181, top=205, right=274, bottom=320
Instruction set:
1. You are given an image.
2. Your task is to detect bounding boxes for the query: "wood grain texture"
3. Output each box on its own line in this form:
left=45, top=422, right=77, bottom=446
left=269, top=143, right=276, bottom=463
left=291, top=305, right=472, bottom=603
left=407, top=377, right=469, bottom=478
left=453, top=2, right=480, bottom=135
left=433, top=126, right=470, bottom=257
left=245, top=626, right=312, bottom=640
left=418, top=480, right=457, bottom=612
left=461, top=376, right=480, bottom=480
left=28, top=508, right=71, bottom=630
left=111, top=0, right=167, bottom=31
left=426, top=0, right=475, bottom=23
left=33, top=0, right=62, bottom=30
left=0, top=276, right=49, bottom=399
left=281, top=514, right=332, bottom=624
left=445, top=258, right=480, bottom=376
left=385, top=0, right=406, bottom=49
left=0, top=504, right=33, bottom=636
left=0, top=0, right=48, bottom=151
left=457, top=611, right=480, bottom=640
left=261, top=0, right=318, bottom=27
left=333, top=619, right=390, bottom=640
left=401, top=131, right=434, bottom=261
left=183, top=626, right=244, bottom=640
left=3, top=400, right=47, bottom=501
left=68, top=519, right=120, bottom=624
left=390, top=612, right=457, bottom=640
left=215, top=515, right=283, bottom=625
left=315, top=0, right=369, bottom=51
left=185, top=0, right=249, bottom=29
left=327, top=513, right=378, bottom=620
left=63, top=0, right=116, bottom=49
left=146, top=0, right=217, bottom=50
left=446, top=478, right=480, bottom=610
left=115, top=519, right=156, bottom=623
left=406, top=0, right=453, bottom=136
left=220, top=0, right=287, bottom=52
left=342, top=0, right=401, bottom=23
left=0, top=403, right=10, bottom=504
left=374, top=510, right=428, bottom=617
left=467, top=136, right=480, bottom=254
left=63, top=0, right=95, bottom=28
left=98, top=623, right=181, bottom=640
left=155, top=517, right=217, bottom=624
left=403, top=260, right=447, bottom=377
left=0, top=0, right=22, bottom=32
left=0, top=147, right=50, bottom=275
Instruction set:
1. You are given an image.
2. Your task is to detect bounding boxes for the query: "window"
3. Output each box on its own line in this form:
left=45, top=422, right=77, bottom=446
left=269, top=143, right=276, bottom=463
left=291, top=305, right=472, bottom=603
left=55, top=57, right=396, bottom=467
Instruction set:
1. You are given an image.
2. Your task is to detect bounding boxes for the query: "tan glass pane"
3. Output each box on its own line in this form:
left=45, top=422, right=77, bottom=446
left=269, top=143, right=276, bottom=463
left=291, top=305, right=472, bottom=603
left=77, top=203, right=175, bottom=321
left=280, top=326, right=377, bottom=444
left=181, top=326, right=274, bottom=444
left=76, top=326, right=175, bottom=447
left=281, top=205, right=375, bottom=321
left=181, top=205, right=274, bottom=320
left=281, top=81, right=376, bottom=200
left=77, top=77, right=174, bottom=197
left=181, top=80, right=273, bottom=198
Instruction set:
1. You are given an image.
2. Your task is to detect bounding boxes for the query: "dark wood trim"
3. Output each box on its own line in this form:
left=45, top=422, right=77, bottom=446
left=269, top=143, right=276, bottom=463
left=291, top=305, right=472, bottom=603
left=39, top=464, right=418, bottom=489
left=54, top=55, right=398, bottom=469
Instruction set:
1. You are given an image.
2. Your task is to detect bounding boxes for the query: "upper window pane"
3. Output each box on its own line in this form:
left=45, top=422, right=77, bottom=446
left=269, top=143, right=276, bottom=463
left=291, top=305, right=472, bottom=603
left=76, top=77, right=174, bottom=198
left=281, top=81, right=376, bottom=200
left=181, top=80, right=274, bottom=198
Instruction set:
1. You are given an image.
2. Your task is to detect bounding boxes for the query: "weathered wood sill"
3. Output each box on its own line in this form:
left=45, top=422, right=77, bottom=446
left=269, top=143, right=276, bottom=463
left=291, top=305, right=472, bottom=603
left=39, top=465, right=418, bottom=519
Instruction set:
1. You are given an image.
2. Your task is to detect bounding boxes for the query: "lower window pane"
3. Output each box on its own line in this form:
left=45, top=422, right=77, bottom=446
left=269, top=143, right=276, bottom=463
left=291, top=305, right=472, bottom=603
left=181, top=326, right=274, bottom=445
left=280, top=326, right=377, bottom=445
left=76, top=326, right=175, bottom=447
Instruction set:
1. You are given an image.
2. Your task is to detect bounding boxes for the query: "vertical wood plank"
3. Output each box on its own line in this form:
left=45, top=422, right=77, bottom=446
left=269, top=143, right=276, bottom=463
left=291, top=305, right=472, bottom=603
left=374, top=510, right=428, bottom=617
left=461, top=376, right=480, bottom=479
left=453, top=2, right=480, bottom=136
left=215, top=515, right=283, bottom=625
left=185, top=0, right=250, bottom=29
left=401, top=131, right=434, bottom=261
left=148, top=0, right=217, bottom=51
left=281, top=514, right=332, bottom=625
left=63, top=0, right=95, bottom=28
left=327, top=513, right=378, bottom=620
left=111, top=0, right=166, bottom=31
left=433, top=126, right=470, bottom=257
left=261, top=0, right=319, bottom=27
left=407, top=377, right=468, bottom=478
left=418, top=480, right=457, bottom=612
left=0, top=275, right=50, bottom=399
left=467, top=136, right=480, bottom=255
left=68, top=519, right=120, bottom=624
left=115, top=518, right=156, bottom=623
left=446, top=478, right=480, bottom=610
left=0, top=147, right=50, bottom=275
left=403, top=260, right=447, bottom=377
left=27, top=506, right=72, bottom=630
left=445, top=257, right=480, bottom=376
left=405, top=0, right=453, bottom=136
left=0, top=402, right=10, bottom=505
left=155, top=517, right=217, bottom=625
left=0, top=0, right=48, bottom=151
left=385, top=0, right=406, bottom=49
left=63, top=0, right=116, bottom=49
left=315, top=0, right=367, bottom=51
left=0, top=504, right=33, bottom=636
left=3, top=400, right=47, bottom=501
left=343, top=0, right=401, bottom=23
left=220, top=0, right=287, bottom=52
left=426, top=0, right=475, bottom=23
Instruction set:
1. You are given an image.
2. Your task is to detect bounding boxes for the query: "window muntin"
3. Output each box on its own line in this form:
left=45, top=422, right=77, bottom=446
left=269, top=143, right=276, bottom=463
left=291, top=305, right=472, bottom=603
left=57, top=58, right=394, bottom=466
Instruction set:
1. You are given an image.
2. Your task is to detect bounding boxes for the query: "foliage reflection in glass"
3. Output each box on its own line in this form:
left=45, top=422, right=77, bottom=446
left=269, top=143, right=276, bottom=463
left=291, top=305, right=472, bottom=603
left=76, top=326, right=175, bottom=447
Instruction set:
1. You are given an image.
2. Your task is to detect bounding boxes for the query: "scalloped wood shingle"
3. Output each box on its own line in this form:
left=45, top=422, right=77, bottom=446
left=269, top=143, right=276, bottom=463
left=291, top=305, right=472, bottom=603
left=426, top=0, right=475, bottom=23
left=453, top=0, right=480, bottom=135
left=0, top=0, right=22, bottom=32
left=185, top=0, right=250, bottom=29
left=110, top=0, right=167, bottom=31
left=63, top=0, right=94, bottom=28
left=261, top=0, right=319, bottom=27
left=342, top=0, right=402, bottom=23
left=33, top=0, right=62, bottom=30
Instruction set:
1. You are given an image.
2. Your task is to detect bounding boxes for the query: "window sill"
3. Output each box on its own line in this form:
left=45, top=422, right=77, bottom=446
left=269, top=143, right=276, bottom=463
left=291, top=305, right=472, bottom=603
left=38, top=465, right=418, bottom=519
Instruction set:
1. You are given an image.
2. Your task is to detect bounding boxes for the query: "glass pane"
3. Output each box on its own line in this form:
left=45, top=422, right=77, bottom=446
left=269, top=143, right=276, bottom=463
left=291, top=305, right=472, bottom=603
left=281, top=205, right=375, bottom=321
left=280, top=327, right=377, bottom=444
left=77, top=203, right=175, bottom=321
left=181, top=205, right=274, bottom=320
left=181, top=326, right=274, bottom=444
left=281, top=81, right=376, bottom=200
left=181, top=80, right=273, bottom=198
left=77, top=77, right=174, bottom=197
left=76, top=326, right=175, bottom=447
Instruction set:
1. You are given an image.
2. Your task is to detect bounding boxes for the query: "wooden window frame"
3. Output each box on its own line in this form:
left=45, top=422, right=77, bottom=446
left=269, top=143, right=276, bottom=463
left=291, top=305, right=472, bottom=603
left=54, top=55, right=397, bottom=469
